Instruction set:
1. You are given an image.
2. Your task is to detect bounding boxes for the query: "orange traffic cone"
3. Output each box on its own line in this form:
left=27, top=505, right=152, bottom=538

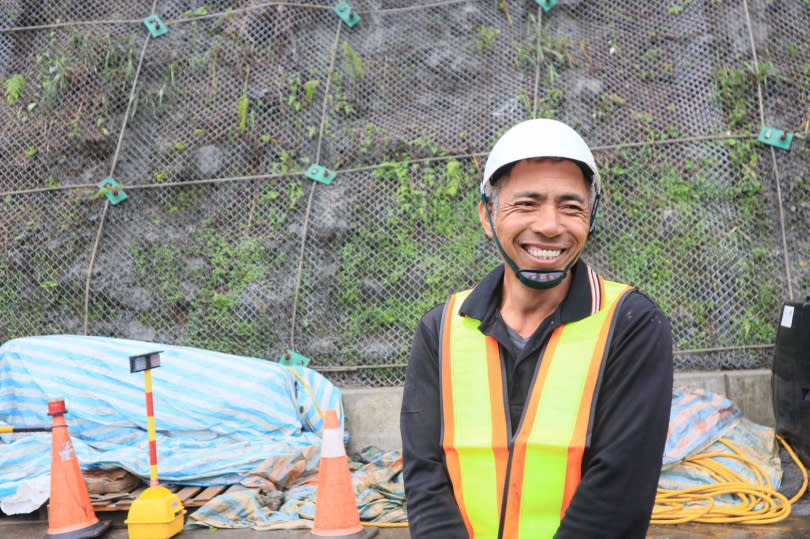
left=309, top=409, right=377, bottom=538
left=45, top=399, right=111, bottom=539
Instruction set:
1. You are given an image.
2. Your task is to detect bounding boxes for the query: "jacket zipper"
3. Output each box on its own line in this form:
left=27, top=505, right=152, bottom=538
left=498, top=439, right=515, bottom=539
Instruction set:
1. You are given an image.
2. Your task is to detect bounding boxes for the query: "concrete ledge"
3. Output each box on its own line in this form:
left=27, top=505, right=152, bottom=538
left=672, top=371, right=726, bottom=396
left=342, top=369, right=775, bottom=452
left=673, top=369, right=774, bottom=427
left=722, top=369, right=774, bottom=427
left=342, top=387, right=404, bottom=455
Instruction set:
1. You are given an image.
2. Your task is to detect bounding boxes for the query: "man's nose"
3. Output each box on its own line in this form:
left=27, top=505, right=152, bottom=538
left=530, top=204, right=562, bottom=237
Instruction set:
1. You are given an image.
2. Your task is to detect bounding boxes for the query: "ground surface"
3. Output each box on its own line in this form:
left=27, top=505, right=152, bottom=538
left=4, top=512, right=810, bottom=539
left=4, top=449, right=809, bottom=538
left=5, top=517, right=810, bottom=539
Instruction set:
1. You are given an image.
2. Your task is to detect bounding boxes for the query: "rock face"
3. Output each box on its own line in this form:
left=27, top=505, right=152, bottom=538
left=0, top=0, right=807, bottom=381
left=0, top=35, right=10, bottom=78
left=197, top=145, right=224, bottom=177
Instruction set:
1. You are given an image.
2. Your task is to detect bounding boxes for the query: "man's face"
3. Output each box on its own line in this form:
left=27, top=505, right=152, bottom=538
left=478, top=158, right=591, bottom=275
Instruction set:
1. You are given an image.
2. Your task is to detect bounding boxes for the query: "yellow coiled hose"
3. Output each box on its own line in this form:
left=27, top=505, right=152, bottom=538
left=652, top=435, right=808, bottom=525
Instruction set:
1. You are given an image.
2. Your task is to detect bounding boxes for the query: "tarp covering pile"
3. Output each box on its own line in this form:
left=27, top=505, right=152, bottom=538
left=0, top=335, right=340, bottom=512
left=661, top=386, right=782, bottom=492
left=187, top=446, right=405, bottom=529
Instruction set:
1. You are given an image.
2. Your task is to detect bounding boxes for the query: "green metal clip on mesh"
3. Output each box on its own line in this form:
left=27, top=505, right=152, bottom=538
left=98, top=178, right=128, bottom=205
left=279, top=349, right=311, bottom=367
left=143, top=15, right=168, bottom=38
left=334, top=2, right=360, bottom=28
left=535, top=0, right=557, bottom=12
left=305, top=164, right=336, bottom=185
left=758, top=126, right=793, bottom=151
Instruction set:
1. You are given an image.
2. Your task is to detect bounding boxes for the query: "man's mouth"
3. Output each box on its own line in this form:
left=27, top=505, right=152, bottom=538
left=524, top=246, right=563, bottom=260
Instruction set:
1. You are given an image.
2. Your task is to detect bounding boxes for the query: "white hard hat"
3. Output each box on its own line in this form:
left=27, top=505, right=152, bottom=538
left=480, top=119, right=601, bottom=198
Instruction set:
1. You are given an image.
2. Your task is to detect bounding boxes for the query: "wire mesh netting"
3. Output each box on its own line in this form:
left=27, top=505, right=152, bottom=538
left=1, top=188, right=99, bottom=335
left=85, top=180, right=307, bottom=354
left=1, top=0, right=809, bottom=386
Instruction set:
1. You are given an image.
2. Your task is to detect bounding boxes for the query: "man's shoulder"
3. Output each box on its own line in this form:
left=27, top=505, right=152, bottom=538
left=418, top=302, right=447, bottom=332
left=612, top=287, right=673, bottom=345
left=417, top=281, right=487, bottom=331
left=619, top=287, right=668, bottom=318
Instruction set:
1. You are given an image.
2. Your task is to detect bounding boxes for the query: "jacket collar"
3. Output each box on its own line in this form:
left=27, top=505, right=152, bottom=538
left=458, top=259, right=601, bottom=325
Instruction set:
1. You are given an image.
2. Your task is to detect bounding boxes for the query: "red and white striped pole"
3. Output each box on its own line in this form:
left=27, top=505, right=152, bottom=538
left=143, top=368, right=159, bottom=487
left=128, top=351, right=163, bottom=488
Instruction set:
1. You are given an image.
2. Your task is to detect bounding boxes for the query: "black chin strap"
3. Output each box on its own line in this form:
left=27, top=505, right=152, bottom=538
left=481, top=193, right=571, bottom=290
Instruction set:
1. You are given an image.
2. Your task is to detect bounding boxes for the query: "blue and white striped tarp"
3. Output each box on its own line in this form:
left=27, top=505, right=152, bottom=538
left=0, top=335, right=342, bottom=503
left=660, top=387, right=781, bottom=494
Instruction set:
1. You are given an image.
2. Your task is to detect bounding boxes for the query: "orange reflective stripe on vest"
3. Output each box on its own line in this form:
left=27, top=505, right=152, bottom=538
left=440, top=278, right=631, bottom=538
left=441, top=291, right=509, bottom=537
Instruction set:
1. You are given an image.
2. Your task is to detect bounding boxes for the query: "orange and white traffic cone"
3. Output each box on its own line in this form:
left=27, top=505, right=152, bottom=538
left=45, top=398, right=110, bottom=539
left=308, top=409, right=377, bottom=538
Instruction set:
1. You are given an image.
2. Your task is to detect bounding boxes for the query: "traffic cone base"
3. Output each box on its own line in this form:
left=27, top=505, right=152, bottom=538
left=308, top=409, right=378, bottom=539
left=45, top=399, right=109, bottom=539
left=45, top=519, right=111, bottom=539
left=310, top=527, right=378, bottom=538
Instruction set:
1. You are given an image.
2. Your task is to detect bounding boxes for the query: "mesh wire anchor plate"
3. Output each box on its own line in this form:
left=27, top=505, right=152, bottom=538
left=279, top=349, right=311, bottom=367
left=143, top=15, right=168, bottom=38
left=334, top=2, right=360, bottom=27
left=305, top=164, right=336, bottom=185
left=98, top=178, right=128, bottom=205
left=535, top=0, right=557, bottom=12
left=758, top=126, right=793, bottom=151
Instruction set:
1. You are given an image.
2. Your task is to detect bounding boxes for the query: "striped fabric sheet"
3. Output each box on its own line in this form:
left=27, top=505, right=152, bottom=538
left=187, top=448, right=406, bottom=530
left=659, top=416, right=782, bottom=494
left=663, top=386, right=742, bottom=467
left=660, top=386, right=781, bottom=493
left=0, top=335, right=342, bottom=501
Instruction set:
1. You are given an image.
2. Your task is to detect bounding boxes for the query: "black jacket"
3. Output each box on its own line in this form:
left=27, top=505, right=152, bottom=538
left=400, top=261, right=673, bottom=538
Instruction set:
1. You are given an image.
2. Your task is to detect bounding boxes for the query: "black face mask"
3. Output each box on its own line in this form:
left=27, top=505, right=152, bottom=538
left=480, top=191, right=600, bottom=290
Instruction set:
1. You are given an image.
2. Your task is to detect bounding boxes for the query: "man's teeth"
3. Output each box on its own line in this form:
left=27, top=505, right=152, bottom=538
left=526, top=247, right=561, bottom=259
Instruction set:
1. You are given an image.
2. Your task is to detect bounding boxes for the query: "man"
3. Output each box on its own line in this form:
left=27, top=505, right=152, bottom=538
left=400, top=119, right=673, bottom=538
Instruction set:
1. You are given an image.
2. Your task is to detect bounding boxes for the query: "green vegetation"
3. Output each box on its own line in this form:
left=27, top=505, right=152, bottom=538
left=323, top=42, right=365, bottom=121
left=303, top=80, right=320, bottom=103
left=335, top=157, right=489, bottom=340
left=600, top=132, right=777, bottom=349
left=184, top=6, right=210, bottom=17
left=511, top=27, right=568, bottom=118
left=712, top=65, right=758, bottom=130
left=237, top=66, right=250, bottom=132
left=0, top=197, right=94, bottom=339
left=284, top=74, right=322, bottom=114
left=120, top=181, right=307, bottom=354
left=4, top=75, right=24, bottom=105
left=341, top=42, right=364, bottom=82
left=473, top=25, right=501, bottom=53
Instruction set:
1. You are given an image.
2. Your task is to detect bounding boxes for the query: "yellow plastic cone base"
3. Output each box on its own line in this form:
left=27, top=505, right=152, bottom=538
left=125, top=485, right=186, bottom=539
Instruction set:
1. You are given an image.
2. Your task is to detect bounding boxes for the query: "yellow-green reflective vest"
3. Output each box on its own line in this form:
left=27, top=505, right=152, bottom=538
left=440, top=275, right=631, bottom=539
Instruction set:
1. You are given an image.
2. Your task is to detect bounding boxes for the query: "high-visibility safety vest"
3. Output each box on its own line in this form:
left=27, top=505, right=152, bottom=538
left=440, top=275, right=632, bottom=539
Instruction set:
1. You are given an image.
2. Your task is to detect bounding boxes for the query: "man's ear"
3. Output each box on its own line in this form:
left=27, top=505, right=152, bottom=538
left=478, top=199, right=494, bottom=239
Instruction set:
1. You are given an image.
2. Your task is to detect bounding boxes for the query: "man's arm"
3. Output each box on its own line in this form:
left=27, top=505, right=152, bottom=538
left=400, top=306, right=468, bottom=539
left=555, top=291, right=673, bottom=539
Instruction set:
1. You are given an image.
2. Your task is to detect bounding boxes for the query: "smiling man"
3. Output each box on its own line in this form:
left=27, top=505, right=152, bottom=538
left=400, top=119, right=673, bottom=538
